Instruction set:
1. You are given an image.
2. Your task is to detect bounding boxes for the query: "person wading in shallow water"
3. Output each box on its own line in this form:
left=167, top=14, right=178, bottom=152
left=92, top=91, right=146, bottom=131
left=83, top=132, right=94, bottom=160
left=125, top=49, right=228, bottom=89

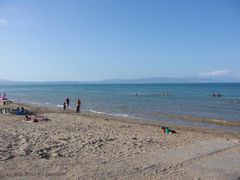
left=63, top=101, right=66, bottom=110
left=76, top=98, right=81, bottom=113
left=66, top=97, right=70, bottom=108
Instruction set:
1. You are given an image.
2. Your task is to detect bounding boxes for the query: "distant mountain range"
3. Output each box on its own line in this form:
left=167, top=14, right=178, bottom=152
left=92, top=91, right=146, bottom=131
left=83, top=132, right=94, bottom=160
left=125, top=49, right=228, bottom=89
left=96, top=77, right=215, bottom=84
left=0, top=77, right=240, bottom=85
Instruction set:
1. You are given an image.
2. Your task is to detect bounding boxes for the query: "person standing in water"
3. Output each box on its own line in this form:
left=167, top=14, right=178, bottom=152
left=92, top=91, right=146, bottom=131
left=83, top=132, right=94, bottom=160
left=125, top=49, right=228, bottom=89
left=63, top=101, right=66, bottom=110
left=66, top=97, right=70, bottom=108
left=76, top=98, right=81, bottom=112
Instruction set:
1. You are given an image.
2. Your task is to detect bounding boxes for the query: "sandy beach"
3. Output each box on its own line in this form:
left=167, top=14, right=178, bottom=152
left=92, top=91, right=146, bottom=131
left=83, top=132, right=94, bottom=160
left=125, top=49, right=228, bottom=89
left=0, top=102, right=240, bottom=180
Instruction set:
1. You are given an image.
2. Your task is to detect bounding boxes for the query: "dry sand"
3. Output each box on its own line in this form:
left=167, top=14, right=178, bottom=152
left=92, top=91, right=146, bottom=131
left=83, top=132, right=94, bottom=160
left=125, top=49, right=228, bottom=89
left=0, top=103, right=240, bottom=180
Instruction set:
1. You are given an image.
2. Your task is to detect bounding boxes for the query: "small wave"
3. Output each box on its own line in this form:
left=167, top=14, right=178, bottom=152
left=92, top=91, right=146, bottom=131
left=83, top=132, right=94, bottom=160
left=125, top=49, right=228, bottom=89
left=164, top=114, right=240, bottom=127
left=110, top=113, right=129, bottom=118
left=57, top=104, right=72, bottom=108
left=89, top=109, right=130, bottom=118
left=89, top=109, right=106, bottom=115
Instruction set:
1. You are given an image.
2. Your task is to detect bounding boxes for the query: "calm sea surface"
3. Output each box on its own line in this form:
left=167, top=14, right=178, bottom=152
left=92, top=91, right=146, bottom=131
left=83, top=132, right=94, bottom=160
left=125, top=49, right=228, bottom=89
left=1, top=83, right=240, bottom=130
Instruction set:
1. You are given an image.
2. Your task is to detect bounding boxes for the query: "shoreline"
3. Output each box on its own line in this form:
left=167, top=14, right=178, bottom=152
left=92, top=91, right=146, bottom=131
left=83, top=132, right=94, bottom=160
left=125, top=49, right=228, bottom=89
left=6, top=100, right=240, bottom=134
left=3, top=101, right=240, bottom=138
left=0, top=101, right=240, bottom=179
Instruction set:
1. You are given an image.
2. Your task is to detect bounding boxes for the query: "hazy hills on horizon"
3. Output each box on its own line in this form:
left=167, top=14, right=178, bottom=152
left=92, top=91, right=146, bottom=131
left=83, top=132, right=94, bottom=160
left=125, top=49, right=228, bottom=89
left=1, top=77, right=240, bottom=85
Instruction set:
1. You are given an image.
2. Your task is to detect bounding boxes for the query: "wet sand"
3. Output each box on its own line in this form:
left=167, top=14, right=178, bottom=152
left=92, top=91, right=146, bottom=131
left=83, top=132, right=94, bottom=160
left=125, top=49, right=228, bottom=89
left=0, top=102, right=240, bottom=179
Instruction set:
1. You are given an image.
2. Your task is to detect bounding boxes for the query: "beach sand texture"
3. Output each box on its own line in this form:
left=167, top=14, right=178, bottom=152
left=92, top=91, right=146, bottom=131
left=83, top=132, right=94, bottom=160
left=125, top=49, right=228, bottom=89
left=0, top=103, right=240, bottom=179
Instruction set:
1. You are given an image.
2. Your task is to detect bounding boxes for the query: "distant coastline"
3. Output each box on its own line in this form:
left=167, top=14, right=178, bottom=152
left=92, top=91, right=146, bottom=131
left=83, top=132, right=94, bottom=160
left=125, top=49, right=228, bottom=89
left=1, top=76, right=240, bottom=85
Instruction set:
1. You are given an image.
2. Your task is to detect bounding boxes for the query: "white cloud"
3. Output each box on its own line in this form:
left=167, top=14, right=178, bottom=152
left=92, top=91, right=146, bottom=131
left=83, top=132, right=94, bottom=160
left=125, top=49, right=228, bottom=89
left=0, top=18, right=7, bottom=27
left=199, top=69, right=231, bottom=77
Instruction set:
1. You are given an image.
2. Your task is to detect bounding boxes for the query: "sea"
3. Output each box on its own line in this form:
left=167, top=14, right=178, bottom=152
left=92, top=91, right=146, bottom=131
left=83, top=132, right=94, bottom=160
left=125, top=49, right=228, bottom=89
left=1, top=83, right=240, bottom=131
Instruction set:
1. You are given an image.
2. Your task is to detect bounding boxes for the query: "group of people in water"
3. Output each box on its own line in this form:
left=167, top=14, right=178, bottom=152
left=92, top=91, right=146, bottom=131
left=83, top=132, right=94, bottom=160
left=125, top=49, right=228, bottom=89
left=135, top=92, right=168, bottom=96
left=212, top=93, right=223, bottom=97
left=63, top=97, right=81, bottom=112
left=135, top=92, right=224, bottom=98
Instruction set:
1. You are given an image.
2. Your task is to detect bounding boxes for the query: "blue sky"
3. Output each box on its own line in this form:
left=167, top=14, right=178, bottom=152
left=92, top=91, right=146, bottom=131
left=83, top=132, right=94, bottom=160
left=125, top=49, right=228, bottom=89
left=0, top=0, right=240, bottom=81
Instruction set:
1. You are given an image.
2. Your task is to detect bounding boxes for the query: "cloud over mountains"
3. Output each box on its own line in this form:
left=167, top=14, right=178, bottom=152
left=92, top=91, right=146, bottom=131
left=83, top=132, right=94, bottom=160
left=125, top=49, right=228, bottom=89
left=199, top=69, right=231, bottom=77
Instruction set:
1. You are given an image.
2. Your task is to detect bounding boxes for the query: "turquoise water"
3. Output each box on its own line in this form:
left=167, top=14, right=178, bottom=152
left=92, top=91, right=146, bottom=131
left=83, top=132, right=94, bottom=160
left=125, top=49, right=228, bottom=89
left=1, top=83, right=240, bottom=129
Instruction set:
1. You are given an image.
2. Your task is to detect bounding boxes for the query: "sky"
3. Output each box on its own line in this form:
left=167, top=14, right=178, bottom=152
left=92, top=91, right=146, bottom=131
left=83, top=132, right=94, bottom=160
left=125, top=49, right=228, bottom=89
left=0, top=0, right=240, bottom=81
